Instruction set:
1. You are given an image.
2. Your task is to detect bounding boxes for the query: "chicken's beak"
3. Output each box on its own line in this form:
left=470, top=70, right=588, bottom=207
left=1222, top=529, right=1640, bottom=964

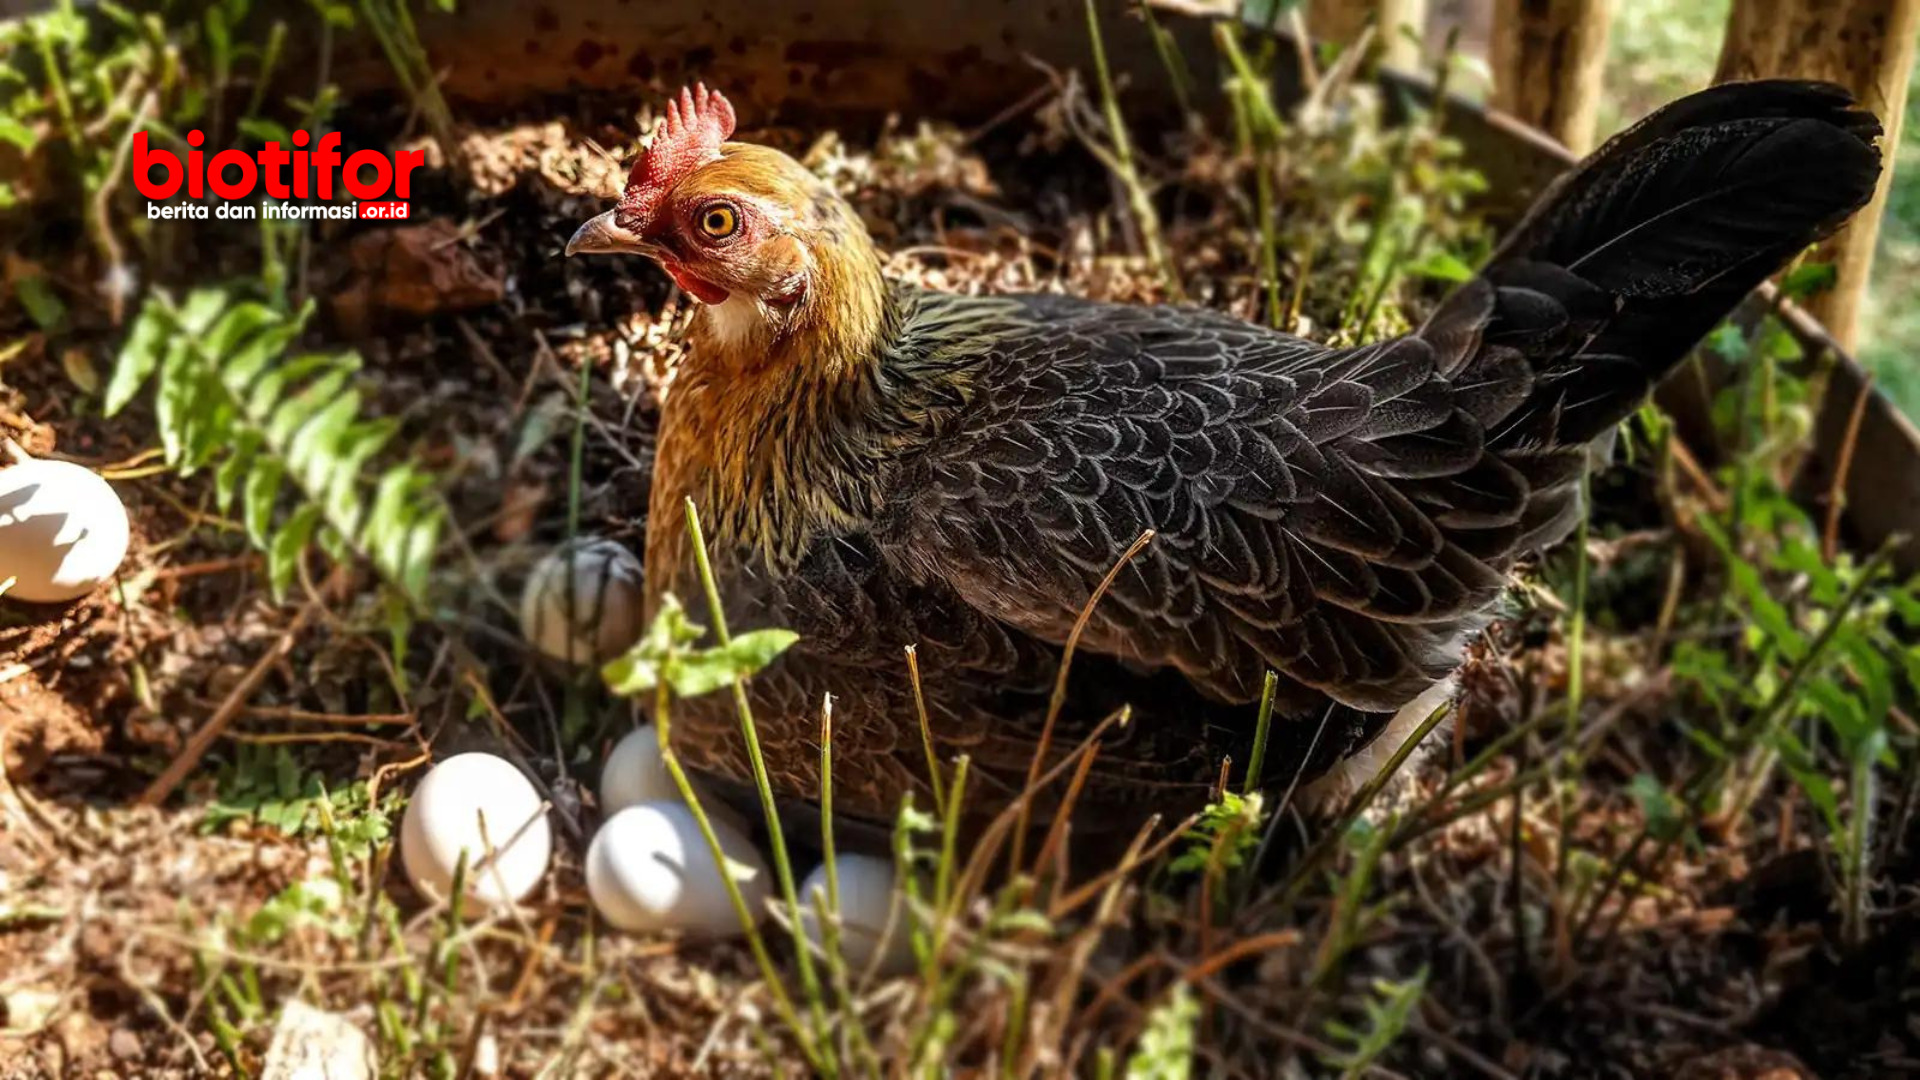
left=565, top=209, right=652, bottom=257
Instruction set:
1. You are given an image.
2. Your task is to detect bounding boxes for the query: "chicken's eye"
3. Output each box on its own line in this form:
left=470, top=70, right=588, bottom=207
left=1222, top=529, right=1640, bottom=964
left=697, top=203, right=739, bottom=239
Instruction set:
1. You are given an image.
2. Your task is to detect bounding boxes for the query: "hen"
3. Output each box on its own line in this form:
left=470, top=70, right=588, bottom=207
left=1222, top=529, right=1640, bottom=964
left=567, top=82, right=1881, bottom=836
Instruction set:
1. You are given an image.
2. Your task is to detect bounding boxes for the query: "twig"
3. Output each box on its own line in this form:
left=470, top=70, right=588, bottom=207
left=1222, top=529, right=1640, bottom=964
left=1011, top=528, right=1155, bottom=872
left=224, top=703, right=415, bottom=726
left=138, top=578, right=337, bottom=807
left=148, top=555, right=262, bottom=581
left=1667, top=438, right=1728, bottom=513
left=1411, top=1020, right=1521, bottom=1080
left=90, top=91, right=157, bottom=326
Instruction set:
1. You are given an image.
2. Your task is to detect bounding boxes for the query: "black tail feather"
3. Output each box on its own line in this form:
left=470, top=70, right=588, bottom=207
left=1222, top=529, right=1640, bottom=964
left=1431, top=79, right=1882, bottom=452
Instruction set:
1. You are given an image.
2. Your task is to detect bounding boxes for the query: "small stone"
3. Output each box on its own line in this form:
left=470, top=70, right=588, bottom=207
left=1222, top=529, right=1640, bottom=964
left=108, top=1028, right=140, bottom=1061
left=3, top=987, right=62, bottom=1032
left=262, top=1000, right=376, bottom=1080
left=471, top=1033, right=500, bottom=1077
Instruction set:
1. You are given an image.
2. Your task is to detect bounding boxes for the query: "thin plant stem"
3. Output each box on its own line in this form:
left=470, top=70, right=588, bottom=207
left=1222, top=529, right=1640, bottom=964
left=905, top=645, right=947, bottom=821
left=905, top=756, right=972, bottom=1068
left=1553, top=473, right=1592, bottom=924
left=1011, top=529, right=1155, bottom=873
left=1215, top=23, right=1284, bottom=326
left=1273, top=701, right=1452, bottom=908
left=651, top=681, right=824, bottom=1073
left=1573, top=541, right=1900, bottom=954
left=1138, top=1, right=1195, bottom=119
left=1842, top=745, right=1875, bottom=947
left=1084, top=0, right=1183, bottom=299
left=1244, top=671, right=1278, bottom=795
left=813, top=693, right=883, bottom=1076
left=680, top=499, right=832, bottom=1060
left=820, top=693, right=841, bottom=919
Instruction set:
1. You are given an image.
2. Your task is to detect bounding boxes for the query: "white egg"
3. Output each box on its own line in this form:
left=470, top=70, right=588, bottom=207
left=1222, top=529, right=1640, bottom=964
left=400, top=753, right=552, bottom=909
left=518, top=536, right=645, bottom=665
left=0, top=456, right=130, bottom=604
left=599, top=726, right=678, bottom=813
left=586, top=802, right=768, bottom=936
left=598, top=726, right=748, bottom=832
left=799, top=853, right=916, bottom=977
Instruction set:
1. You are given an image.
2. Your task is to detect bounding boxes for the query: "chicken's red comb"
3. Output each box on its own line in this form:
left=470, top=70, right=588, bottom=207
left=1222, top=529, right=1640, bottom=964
left=617, top=84, right=737, bottom=231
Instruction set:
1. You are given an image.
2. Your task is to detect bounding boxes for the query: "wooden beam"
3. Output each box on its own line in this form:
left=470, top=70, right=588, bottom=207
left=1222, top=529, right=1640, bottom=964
left=1715, top=0, right=1920, bottom=350
left=1488, top=0, right=1613, bottom=155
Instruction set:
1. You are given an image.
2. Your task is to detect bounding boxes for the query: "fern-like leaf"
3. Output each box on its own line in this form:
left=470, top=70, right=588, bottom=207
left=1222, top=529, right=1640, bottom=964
left=109, top=286, right=446, bottom=603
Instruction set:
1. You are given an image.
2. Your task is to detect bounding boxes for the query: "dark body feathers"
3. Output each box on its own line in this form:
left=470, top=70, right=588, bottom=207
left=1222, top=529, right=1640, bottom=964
left=660, top=81, right=1882, bottom=833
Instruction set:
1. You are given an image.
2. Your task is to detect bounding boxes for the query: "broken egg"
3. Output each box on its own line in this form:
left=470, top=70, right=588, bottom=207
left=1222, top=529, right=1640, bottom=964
left=586, top=802, right=768, bottom=936
left=400, top=753, right=552, bottom=908
left=800, top=853, right=916, bottom=977
left=518, top=536, right=646, bottom=664
left=0, top=453, right=130, bottom=603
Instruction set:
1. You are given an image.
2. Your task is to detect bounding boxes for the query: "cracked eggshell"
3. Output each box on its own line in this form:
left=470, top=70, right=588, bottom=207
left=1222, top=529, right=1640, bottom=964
left=800, top=854, right=916, bottom=977
left=400, top=753, right=552, bottom=909
left=586, top=802, right=768, bottom=936
left=599, top=726, right=747, bottom=832
left=518, top=536, right=645, bottom=664
left=0, top=457, right=130, bottom=603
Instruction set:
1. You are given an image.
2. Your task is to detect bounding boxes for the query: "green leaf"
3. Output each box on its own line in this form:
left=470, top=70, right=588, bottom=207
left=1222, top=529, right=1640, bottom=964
left=664, top=628, right=800, bottom=698
left=1403, top=249, right=1475, bottom=283
left=107, top=297, right=168, bottom=411
left=603, top=596, right=797, bottom=699
left=183, top=373, right=237, bottom=474
left=1770, top=728, right=1842, bottom=836
left=243, top=352, right=340, bottom=419
left=1627, top=773, right=1685, bottom=842
left=396, top=501, right=444, bottom=599
left=237, top=117, right=292, bottom=145
left=364, top=466, right=440, bottom=598
left=0, top=113, right=35, bottom=151
left=12, top=273, right=64, bottom=331
left=602, top=651, right=663, bottom=697
left=202, top=301, right=278, bottom=365
left=512, top=393, right=571, bottom=468
left=154, top=341, right=199, bottom=466
left=269, top=504, right=321, bottom=600
left=244, top=458, right=283, bottom=548
left=602, top=596, right=705, bottom=696
left=1804, top=675, right=1873, bottom=750
left=176, top=288, right=236, bottom=335
left=1125, top=983, right=1198, bottom=1080
left=1886, top=583, right=1920, bottom=633
left=266, top=368, right=353, bottom=446
left=287, top=388, right=361, bottom=487
left=323, top=420, right=399, bottom=536
left=1780, top=262, right=1837, bottom=300
left=990, top=908, right=1054, bottom=935
left=1706, top=324, right=1748, bottom=362
left=214, top=433, right=260, bottom=515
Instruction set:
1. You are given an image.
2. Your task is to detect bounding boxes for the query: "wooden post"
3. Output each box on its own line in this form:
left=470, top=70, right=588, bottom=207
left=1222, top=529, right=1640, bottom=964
left=1715, top=0, right=1920, bottom=350
left=1307, top=0, right=1432, bottom=71
left=1488, top=0, right=1613, bottom=155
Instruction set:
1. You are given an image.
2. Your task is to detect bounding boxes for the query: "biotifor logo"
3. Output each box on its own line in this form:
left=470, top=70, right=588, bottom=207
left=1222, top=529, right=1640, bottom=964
left=134, top=129, right=425, bottom=221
